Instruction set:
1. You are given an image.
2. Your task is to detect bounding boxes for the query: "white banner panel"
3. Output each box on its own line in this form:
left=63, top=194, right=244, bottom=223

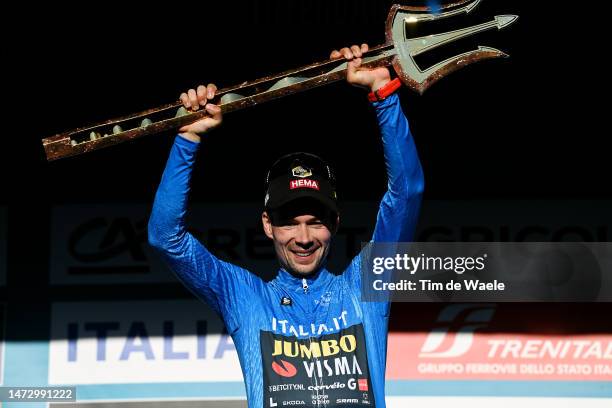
left=49, top=300, right=243, bottom=384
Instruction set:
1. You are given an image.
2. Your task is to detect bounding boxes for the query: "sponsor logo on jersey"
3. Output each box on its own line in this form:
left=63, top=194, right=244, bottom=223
left=271, top=359, right=297, bottom=378
left=272, top=335, right=356, bottom=359
left=261, top=324, right=375, bottom=407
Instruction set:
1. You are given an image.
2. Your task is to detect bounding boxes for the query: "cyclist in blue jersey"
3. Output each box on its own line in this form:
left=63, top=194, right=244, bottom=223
left=148, top=44, right=424, bottom=408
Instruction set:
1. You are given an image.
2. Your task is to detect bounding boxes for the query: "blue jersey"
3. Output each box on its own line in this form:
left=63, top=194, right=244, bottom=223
left=148, top=93, right=424, bottom=408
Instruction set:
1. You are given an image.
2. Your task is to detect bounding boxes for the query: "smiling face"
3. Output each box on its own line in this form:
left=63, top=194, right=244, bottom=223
left=262, top=200, right=339, bottom=277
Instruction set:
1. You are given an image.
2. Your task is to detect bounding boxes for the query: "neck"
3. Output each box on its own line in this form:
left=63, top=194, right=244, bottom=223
left=280, top=262, right=328, bottom=282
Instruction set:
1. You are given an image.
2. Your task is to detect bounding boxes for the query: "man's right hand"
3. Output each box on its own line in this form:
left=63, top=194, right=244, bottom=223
left=330, top=44, right=391, bottom=93
left=178, top=83, right=223, bottom=143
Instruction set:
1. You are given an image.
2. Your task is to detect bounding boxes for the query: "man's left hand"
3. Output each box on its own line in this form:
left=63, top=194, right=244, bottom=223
left=330, top=44, right=391, bottom=92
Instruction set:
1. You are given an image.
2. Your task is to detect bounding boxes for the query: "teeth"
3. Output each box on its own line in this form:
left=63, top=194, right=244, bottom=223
left=295, top=251, right=314, bottom=257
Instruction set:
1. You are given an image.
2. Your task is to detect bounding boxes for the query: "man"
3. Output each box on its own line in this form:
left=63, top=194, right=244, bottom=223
left=148, top=44, right=424, bottom=408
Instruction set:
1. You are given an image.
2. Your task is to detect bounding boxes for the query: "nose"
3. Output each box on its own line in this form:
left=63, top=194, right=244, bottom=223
left=294, top=224, right=313, bottom=247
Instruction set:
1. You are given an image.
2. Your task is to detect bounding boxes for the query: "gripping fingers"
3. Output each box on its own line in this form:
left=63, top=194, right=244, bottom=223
left=177, top=104, right=222, bottom=134
left=205, top=104, right=222, bottom=122
left=187, top=89, right=200, bottom=111
left=330, top=49, right=342, bottom=60
left=197, top=85, right=208, bottom=107
left=330, top=44, right=368, bottom=61
left=339, top=47, right=353, bottom=60
left=180, top=84, right=218, bottom=111
left=206, top=83, right=217, bottom=99
left=180, top=92, right=189, bottom=109
left=351, top=45, right=362, bottom=58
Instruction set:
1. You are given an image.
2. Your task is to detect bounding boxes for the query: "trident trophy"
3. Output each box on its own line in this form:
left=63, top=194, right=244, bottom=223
left=42, top=0, right=517, bottom=161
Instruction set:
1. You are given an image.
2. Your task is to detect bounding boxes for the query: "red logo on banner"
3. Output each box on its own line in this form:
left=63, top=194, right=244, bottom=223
left=358, top=379, right=368, bottom=391
left=386, top=304, right=612, bottom=382
left=272, top=360, right=297, bottom=378
left=290, top=179, right=319, bottom=190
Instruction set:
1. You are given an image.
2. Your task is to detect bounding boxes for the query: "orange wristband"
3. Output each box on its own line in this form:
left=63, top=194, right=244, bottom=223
left=368, top=78, right=402, bottom=102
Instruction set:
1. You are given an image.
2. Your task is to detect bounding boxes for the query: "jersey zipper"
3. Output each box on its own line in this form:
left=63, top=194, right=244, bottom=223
left=302, top=278, right=323, bottom=405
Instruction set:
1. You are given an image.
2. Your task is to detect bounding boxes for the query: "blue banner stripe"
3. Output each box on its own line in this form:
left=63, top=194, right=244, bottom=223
left=3, top=341, right=49, bottom=386
left=69, top=380, right=612, bottom=400
left=386, top=380, right=612, bottom=398
left=76, top=382, right=246, bottom=400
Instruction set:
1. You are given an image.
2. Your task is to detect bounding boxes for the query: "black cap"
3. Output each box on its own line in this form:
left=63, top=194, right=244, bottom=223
left=264, top=152, right=338, bottom=215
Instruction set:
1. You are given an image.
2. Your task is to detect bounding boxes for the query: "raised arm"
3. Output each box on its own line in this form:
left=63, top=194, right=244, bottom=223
left=370, top=92, right=424, bottom=242
left=331, top=44, right=424, bottom=242
left=336, top=45, right=424, bottom=306
left=147, top=84, right=257, bottom=332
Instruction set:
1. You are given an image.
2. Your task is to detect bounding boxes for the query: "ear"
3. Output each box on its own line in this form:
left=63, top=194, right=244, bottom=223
left=262, top=211, right=274, bottom=239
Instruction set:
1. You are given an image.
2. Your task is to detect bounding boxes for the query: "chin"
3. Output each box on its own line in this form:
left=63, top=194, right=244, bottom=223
left=288, top=263, right=321, bottom=277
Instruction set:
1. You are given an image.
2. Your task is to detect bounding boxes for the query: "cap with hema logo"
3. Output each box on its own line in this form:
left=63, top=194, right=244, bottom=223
left=264, top=152, right=338, bottom=215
